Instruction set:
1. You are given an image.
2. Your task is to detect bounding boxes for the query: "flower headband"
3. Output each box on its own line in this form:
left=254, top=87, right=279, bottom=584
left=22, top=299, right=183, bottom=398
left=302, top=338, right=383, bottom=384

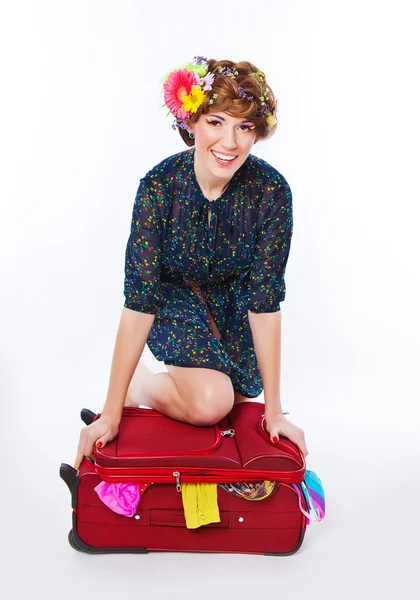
left=160, top=55, right=278, bottom=132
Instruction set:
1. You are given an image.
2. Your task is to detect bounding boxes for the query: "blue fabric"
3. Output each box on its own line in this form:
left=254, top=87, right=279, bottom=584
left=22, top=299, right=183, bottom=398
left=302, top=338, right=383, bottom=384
left=124, top=147, right=293, bottom=398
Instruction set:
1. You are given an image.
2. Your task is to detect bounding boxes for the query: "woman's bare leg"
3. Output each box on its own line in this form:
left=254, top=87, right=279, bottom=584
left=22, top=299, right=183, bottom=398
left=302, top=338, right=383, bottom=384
left=124, top=360, right=155, bottom=406
left=123, top=360, right=188, bottom=416
left=124, top=360, right=234, bottom=425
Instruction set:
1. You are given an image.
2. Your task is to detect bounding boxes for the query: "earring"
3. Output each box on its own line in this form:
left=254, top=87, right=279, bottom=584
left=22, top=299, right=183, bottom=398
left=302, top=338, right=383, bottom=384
left=188, top=132, right=195, bottom=139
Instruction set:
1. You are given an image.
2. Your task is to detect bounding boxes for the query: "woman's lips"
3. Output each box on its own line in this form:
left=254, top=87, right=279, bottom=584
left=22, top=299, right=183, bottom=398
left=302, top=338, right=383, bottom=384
left=211, top=150, right=238, bottom=166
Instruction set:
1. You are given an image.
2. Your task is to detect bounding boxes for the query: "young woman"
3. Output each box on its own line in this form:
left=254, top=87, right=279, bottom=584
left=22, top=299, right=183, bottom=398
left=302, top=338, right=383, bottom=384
left=74, top=57, right=308, bottom=469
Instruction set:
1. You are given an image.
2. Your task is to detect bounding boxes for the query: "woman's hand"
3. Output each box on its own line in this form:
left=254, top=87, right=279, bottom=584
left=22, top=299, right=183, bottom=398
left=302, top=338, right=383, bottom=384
left=74, top=414, right=120, bottom=470
left=265, top=412, right=309, bottom=458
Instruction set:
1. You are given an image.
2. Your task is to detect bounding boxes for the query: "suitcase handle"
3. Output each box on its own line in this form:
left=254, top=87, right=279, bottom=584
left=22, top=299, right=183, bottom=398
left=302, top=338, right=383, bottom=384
left=258, top=415, right=304, bottom=465
left=149, top=509, right=230, bottom=529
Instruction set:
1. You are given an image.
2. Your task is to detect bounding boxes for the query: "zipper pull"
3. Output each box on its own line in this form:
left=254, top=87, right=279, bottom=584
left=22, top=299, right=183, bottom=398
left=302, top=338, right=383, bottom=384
left=173, top=471, right=181, bottom=492
left=221, top=429, right=235, bottom=437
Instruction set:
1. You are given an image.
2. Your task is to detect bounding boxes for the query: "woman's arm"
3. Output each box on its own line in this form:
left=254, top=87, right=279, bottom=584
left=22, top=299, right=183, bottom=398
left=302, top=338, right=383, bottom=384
left=74, top=174, right=165, bottom=469
left=73, top=307, right=156, bottom=469
left=248, top=309, right=283, bottom=416
left=249, top=309, right=308, bottom=457
left=101, top=307, right=156, bottom=421
left=105, top=170, right=165, bottom=418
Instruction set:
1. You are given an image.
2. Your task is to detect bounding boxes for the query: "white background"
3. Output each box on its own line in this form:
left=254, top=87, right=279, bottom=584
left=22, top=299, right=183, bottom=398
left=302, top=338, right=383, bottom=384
left=1, top=0, right=419, bottom=597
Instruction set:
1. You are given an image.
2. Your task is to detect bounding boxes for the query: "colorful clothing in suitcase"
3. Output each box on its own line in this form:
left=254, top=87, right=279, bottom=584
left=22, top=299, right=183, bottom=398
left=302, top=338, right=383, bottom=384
left=181, top=482, right=220, bottom=529
left=123, top=148, right=293, bottom=398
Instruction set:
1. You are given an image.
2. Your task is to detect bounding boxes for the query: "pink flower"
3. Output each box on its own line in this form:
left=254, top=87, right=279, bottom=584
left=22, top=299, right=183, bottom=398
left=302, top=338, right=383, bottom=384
left=201, top=72, right=215, bottom=91
left=163, top=69, right=197, bottom=119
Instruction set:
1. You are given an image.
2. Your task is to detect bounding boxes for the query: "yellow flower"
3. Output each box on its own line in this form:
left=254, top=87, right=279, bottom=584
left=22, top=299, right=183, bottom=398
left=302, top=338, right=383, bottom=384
left=182, top=85, right=205, bottom=113
left=266, top=115, right=277, bottom=126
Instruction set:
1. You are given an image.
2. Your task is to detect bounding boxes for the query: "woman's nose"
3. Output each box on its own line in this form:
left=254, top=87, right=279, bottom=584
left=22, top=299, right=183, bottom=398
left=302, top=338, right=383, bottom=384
left=220, top=130, right=238, bottom=149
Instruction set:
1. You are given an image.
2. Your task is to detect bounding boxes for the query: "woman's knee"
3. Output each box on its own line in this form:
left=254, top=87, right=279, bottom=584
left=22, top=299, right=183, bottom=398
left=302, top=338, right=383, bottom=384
left=165, top=365, right=234, bottom=426
left=187, top=396, right=234, bottom=426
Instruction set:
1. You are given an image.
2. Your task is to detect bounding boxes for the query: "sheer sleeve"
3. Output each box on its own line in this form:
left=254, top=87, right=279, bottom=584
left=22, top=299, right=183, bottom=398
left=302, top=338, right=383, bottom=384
left=246, top=177, right=293, bottom=313
left=123, top=174, right=165, bottom=315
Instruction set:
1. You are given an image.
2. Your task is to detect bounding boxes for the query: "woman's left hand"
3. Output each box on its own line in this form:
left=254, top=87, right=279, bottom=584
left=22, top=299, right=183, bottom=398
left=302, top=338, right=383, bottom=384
left=265, top=413, right=309, bottom=458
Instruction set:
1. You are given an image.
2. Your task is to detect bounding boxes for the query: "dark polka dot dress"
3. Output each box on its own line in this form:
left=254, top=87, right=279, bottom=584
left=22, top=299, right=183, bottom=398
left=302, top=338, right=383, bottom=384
left=123, top=147, right=293, bottom=398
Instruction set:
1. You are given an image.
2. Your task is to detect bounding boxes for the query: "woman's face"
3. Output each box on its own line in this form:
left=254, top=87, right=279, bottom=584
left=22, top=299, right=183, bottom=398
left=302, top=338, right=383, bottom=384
left=187, top=111, right=257, bottom=178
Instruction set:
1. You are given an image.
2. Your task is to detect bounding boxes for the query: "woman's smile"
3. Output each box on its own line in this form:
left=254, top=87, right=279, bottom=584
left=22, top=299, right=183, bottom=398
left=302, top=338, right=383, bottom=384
left=211, top=150, right=238, bottom=166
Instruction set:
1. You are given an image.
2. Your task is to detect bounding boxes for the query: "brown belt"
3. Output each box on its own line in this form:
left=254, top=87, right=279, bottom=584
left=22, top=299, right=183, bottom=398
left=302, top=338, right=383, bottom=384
left=183, top=276, right=222, bottom=341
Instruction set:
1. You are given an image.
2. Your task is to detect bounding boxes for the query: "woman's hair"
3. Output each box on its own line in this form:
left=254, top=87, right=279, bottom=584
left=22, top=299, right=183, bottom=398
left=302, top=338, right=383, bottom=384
left=178, top=59, right=278, bottom=147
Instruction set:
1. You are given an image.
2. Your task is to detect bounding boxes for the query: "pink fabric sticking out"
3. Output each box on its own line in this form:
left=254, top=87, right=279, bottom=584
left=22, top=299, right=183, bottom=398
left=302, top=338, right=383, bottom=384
left=94, top=481, right=148, bottom=517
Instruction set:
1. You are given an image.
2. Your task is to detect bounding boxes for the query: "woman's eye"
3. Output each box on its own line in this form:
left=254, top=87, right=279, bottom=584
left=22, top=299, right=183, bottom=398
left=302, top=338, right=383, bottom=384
left=206, top=119, right=255, bottom=131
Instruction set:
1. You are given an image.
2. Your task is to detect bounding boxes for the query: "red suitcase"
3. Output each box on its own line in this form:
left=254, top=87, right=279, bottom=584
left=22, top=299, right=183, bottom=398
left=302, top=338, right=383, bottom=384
left=60, top=401, right=308, bottom=555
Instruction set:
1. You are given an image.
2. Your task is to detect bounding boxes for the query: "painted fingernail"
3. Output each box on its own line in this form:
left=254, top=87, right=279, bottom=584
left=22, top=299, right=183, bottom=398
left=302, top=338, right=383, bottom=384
left=96, top=442, right=102, bottom=448
left=273, top=437, right=279, bottom=443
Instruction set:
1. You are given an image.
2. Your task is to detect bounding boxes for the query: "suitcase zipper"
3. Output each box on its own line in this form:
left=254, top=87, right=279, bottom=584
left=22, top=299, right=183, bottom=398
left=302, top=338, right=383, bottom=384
left=95, top=463, right=305, bottom=485
left=173, top=471, right=181, bottom=492
left=221, top=429, right=235, bottom=437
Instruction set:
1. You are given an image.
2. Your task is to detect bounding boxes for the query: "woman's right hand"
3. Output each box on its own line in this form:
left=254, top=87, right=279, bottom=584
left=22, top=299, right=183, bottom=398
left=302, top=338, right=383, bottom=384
left=74, top=413, right=120, bottom=470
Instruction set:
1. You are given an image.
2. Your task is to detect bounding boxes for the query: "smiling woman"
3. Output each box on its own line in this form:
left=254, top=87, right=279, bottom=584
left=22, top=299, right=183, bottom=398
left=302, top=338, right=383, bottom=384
left=164, top=58, right=279, bottom=201
left=74, top=55, right=308, bottom=473
left=205, top=116, right=256, bottom=164
left=119, top=58, right=296, bottom=427
left=189, top=109, right=258, bottom=200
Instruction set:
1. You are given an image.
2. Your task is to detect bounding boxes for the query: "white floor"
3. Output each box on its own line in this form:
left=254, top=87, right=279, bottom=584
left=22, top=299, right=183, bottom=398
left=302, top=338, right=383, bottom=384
left=2, top=355, right=417, bottom=600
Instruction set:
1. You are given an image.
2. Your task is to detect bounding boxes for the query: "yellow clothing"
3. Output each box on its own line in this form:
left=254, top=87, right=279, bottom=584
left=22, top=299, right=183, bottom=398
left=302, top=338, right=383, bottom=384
left=181, top=482, right=220, bottom=529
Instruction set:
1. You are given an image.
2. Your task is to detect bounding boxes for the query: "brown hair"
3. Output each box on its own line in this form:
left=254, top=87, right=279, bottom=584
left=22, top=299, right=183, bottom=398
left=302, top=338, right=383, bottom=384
left=178, top=59, right=278, bottom=147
